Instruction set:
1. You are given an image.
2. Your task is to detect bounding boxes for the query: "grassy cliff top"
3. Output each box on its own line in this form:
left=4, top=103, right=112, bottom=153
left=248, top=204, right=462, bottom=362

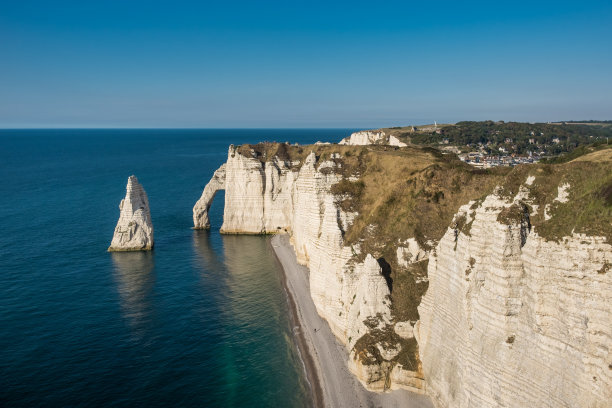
left=235, top=141, right=444, bottom=176
left=235, top=141, right=611, bottom=248
left=234, top=142, right=611, bottom=369
left=497, top=146, right=612, bottom=243
left=235, top=142, right=612, bottom=322
left=235, top=142, right=509, bottom=321
left=363, top=120, right=612, bottom=156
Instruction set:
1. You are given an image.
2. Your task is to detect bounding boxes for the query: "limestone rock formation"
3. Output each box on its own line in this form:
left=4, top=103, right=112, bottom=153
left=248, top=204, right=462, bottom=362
left=108, top=176, right=154, bottom=251
left=194, top=143, right=612, bottom=406
left=339, top=130, right=407, bottom=147
left=193, top=146, right=401, bottom=391
left=221, top=148, right=296, bottom=234
left=193, top=163, right=226, bottom=229
left=417, top=187, right=612, bottom=408
left=397, top=238, right=428, bottom=267
left=388, top=135, right=407, bottom=147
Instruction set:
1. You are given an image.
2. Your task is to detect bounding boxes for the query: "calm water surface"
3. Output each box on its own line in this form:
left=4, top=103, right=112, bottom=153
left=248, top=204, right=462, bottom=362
left=0, top=129, right=354, bottom=407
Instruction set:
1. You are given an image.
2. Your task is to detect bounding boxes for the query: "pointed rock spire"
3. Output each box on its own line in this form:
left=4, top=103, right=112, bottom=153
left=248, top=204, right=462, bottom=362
left=108, top=175, right=154, bottom=251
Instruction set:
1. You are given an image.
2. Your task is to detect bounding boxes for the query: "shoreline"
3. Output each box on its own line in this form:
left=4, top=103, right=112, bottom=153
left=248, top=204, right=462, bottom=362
left=270, top=234, right=433, bottom=408
left=271, top=239, right=325, bottom=408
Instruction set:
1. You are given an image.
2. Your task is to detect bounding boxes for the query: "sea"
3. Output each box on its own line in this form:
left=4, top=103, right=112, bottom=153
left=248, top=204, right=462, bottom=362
left=0, top=129, right=355, bottom=408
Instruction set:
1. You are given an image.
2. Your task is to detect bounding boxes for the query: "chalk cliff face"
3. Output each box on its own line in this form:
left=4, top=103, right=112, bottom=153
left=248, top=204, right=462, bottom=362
left=193, top=147, right=298, bottom=233
left=417, top=188, right=612, bottom=408
left=109, top=175, right=154, bottom=251
left=193, top=145, right=402, bottom=390
left=221, top=149, right=296, bottom=234
left=195, top=143, right=612, bottom=406
left=339, top=130, right=407, bottom=147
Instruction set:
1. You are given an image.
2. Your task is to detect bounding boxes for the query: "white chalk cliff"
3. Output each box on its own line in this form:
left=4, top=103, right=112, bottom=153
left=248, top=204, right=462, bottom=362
left=109, top=175, right=154, bottom=251
left=193, top=145, right=400, bottom=389
left=339, top=130, right=407, bottom=147
left=194, top=145, right=612, bottom=407
left=417, top=188, right=612, bottom=408
left=193, top=146, right=390, bottom=339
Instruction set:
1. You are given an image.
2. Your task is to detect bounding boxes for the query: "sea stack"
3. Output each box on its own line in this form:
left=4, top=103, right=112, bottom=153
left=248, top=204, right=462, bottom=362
left=108, top=175, right=154, bottom=251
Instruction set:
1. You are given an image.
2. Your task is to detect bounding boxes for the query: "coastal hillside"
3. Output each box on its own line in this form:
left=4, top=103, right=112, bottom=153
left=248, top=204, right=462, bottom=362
left=369, top=121, right=612, bottom=155
left=193, top=142, right=612, bottom=407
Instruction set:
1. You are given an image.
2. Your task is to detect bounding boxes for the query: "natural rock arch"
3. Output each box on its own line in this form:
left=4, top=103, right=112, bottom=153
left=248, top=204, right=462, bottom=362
left=193, top=164, right=226, bottom=229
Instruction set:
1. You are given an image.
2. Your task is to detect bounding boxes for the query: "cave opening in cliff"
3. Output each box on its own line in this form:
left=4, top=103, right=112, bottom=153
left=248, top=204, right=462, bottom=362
left=376, top=257, right=393, bottom=293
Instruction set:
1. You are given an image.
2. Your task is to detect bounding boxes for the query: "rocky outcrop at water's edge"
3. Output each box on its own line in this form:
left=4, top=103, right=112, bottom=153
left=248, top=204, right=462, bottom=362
left=109, top=175, right=154, bottom=251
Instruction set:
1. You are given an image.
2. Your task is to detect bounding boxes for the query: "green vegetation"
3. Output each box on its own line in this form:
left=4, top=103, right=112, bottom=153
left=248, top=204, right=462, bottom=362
left=236, top=141, right=309, bottom=163
left=328, top=146, right=509, bottom=321
left=341, top=149, right=508, bottom=250
left=392, top=261, right=429, bottom=321
left=234, top=140, right=612, bottom=373
left=352, top=323, right=419, bottom=371
left=330, top=179, right=365, bottom=211
left=236, top=141, right=373, bottom=177
left=496, top=148, right=612, bottom=243
left=327, top=143, right=612, bottom=323
left=497, top=203, right=530, bottom=226
left=540, top=142, right=612, bottom=163
left=376, top=120, right=612, bottom=156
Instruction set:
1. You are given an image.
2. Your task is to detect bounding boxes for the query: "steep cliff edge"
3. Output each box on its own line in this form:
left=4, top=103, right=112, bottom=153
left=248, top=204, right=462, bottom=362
left=193, top=143, right=439, bottom=392
left=109, top=175, right=154, bottom=251
left=339, top=130, right=407, bottom=147
left=194, top=142, right=612, bottom=406
left=417, top=152, right=612, bottom=408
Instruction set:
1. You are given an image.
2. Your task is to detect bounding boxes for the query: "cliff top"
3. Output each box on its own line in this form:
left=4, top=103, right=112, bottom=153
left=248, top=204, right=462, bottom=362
left=234, top=142, right=611, bottom=322
left=236, top=141, right=444, bottom=177
left=497, top=146, right=612, bottom=243
left=365, top=120, right=612, bottom=157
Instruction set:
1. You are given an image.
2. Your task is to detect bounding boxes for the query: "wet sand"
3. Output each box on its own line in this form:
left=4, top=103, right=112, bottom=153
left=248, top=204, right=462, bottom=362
left=271, top=235, right=433, bottom=408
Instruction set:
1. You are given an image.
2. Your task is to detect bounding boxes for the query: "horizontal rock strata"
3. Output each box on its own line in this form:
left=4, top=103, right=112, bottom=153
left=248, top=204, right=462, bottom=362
left=417, top=189, right=612, bottom=408
left=109, top=175, right=154, bottom=251
left=194, top=143, right=612, bottom=407
left=193, top=145, right=410, bottom=391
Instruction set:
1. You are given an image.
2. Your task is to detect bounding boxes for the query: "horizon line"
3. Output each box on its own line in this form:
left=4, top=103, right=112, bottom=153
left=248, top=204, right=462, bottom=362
left=0, top=127, right=361, bottom=129
left=1, top=119, right=611, bottom=131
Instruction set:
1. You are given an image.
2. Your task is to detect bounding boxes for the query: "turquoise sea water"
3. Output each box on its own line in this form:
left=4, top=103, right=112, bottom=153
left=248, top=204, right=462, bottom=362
left=0, top=129, right=354, bottom=407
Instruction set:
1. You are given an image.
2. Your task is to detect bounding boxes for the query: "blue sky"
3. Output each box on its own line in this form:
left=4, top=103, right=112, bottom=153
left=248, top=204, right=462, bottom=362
left=1, top=0, right=611, bottom=128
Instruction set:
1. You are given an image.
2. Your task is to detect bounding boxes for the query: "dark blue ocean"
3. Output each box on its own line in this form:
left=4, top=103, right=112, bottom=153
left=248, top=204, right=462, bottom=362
left=0, top=129, right=354, bottom=408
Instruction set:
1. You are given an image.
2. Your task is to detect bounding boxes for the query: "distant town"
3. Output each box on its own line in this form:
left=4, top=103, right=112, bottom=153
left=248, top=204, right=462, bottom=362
left=455, top=148, right=539, bottom=168
left=384, top=120, right=612, bottom=167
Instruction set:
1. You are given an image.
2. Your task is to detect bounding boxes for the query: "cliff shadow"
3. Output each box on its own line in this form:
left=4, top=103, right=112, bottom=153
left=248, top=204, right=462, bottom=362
left=377, top=257, right=393, bottom=293
left=192, top=229, right=224, bottom=272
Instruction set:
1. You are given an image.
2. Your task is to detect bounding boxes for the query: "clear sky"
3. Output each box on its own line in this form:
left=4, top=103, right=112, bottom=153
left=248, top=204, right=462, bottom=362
left=1, top=0, right=611, bottom=128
